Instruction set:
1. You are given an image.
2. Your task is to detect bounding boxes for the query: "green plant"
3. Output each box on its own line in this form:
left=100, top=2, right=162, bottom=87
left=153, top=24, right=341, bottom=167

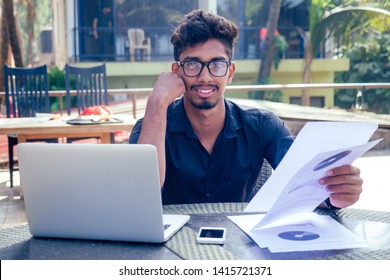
left=47, top=66, right=65, bottom=90
left=47, top=66, right=77, bottom=112
left=273, top=35, right=288, bottom=70
left=47, top=66, right=64, bottom=112
left=334, top=34, right=390, bottom=114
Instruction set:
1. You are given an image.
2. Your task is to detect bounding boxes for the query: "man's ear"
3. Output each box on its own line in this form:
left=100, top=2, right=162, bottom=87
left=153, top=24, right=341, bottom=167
left=171, top=62, right=179, bottom=74
left=227, top=62, right=236, bottom=84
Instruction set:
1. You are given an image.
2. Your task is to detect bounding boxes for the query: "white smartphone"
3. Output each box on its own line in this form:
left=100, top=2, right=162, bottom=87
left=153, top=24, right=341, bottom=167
left=196, top=227, right=226, bottom=245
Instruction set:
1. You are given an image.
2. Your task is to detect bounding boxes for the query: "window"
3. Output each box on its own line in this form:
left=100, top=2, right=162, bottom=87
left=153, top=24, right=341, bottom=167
left=73, top=0, right=309, bottom=61
left=76, top=0, right=197, bottom=61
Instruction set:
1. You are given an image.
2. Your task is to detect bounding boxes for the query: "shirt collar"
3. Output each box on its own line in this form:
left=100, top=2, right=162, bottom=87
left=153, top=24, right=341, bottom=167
left=167, top=97, right=242, bottom=139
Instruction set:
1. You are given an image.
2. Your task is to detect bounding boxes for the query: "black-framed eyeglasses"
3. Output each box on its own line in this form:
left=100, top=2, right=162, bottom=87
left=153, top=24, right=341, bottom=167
left=176, top=61, right=231, bottom=77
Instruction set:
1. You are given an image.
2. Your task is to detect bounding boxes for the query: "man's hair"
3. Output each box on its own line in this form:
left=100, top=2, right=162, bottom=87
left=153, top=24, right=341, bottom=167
left=171, top=9, right=239, bottom=61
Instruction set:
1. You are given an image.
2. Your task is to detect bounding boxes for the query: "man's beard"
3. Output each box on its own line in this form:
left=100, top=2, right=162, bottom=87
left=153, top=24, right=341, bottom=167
left=190, top=99, right=218, bottom=110
left=188, top=84, right=220, bottom=110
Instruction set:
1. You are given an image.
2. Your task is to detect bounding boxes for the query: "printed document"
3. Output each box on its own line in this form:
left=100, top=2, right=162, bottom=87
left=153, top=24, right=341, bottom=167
left=229, top=121, right=381, bottom=252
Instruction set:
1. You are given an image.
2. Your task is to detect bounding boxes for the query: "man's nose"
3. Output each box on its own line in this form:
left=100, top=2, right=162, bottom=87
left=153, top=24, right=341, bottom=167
left=197, top=65, right=213, bottom=82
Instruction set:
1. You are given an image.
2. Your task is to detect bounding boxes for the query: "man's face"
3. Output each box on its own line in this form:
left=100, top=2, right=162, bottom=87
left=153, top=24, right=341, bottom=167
left=172, top=39, right=235, bottom=110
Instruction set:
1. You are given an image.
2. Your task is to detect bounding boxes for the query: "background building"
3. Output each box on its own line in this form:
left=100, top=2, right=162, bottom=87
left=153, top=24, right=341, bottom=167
left=50, top=0, right=348, bottom=107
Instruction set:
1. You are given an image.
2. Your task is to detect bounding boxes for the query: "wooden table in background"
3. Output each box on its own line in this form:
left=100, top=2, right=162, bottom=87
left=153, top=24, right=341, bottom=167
left=0, top=114, right=136, bottom=144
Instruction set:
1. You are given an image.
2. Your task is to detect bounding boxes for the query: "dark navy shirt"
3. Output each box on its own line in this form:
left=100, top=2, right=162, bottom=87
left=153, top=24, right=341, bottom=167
left=129, top=98, right=294, bottom=204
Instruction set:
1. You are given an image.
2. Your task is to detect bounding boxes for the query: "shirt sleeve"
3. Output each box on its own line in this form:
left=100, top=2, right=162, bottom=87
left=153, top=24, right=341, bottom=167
left=128, top=119, right=143, bottom=144
left=262, top=111, right=295, bottom=169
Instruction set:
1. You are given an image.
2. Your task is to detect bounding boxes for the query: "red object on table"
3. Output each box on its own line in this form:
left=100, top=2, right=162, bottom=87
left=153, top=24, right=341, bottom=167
left=80, top=105, right=112, bottom=116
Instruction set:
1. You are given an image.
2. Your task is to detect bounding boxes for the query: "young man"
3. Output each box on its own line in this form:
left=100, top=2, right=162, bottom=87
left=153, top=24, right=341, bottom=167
left=130, top=9, right=362, bottom=207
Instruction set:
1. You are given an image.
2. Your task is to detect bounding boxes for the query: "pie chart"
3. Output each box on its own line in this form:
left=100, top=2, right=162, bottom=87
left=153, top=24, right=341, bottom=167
left=278, top=231, right=320, bottom=241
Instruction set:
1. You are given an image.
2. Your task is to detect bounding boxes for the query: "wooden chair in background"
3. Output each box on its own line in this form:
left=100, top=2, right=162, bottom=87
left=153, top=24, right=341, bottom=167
left=64, top=63, right=109, bottom=115
left=3, top=64, right=58, bottom=187
left=64, top=63, right=113, bottom=143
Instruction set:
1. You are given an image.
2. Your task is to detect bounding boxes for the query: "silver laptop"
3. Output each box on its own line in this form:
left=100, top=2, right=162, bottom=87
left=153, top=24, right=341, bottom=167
left=17, top=143, right=190, bottom=243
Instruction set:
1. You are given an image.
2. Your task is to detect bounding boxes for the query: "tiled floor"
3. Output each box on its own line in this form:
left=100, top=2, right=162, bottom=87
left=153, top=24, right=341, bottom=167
left=0, top=172, right=26, bottom=226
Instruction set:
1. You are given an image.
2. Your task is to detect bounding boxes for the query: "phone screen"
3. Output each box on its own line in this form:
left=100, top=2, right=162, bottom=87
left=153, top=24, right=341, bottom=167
left=197, top=227, right=226, bottom=244
left=199, top=228, right=225, bottom=238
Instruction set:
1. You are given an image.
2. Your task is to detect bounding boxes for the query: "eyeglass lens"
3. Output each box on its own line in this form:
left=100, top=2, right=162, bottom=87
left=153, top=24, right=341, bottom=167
left=182, top=61, right=229, bottom=77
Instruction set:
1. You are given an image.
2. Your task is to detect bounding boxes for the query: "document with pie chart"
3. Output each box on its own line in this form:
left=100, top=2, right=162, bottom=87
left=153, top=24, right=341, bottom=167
left=228, top=121, right=381, bottom=252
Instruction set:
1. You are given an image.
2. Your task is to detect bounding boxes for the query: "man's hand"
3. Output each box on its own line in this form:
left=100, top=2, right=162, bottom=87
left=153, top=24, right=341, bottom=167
left=148, top=72, right=185, bottom=108
left=319, top=165, right=363, bottom=208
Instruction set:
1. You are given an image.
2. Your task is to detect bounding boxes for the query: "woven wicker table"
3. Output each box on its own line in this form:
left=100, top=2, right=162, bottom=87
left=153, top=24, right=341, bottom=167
left=1, top=203, right=389, bottom=260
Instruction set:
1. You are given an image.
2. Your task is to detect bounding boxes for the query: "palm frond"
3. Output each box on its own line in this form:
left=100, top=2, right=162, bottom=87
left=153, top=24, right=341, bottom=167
left=311, top=6, right=390, bottom=54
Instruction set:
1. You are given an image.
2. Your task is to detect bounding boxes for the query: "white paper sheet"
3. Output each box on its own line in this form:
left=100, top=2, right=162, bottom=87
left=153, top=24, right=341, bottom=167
left=228, top=213, right=369, bottom=252
left=245, top=121, right=379, bottom=212
left=229, top=121, right=380, bottom=252
left=253, top=139, right=381, bottom=229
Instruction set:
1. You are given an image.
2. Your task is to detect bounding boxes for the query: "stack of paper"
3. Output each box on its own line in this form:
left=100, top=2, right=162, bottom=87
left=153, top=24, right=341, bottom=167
left=229, top=212, right=369, bottom=252
left=229, top=121, right=381, bottom=252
